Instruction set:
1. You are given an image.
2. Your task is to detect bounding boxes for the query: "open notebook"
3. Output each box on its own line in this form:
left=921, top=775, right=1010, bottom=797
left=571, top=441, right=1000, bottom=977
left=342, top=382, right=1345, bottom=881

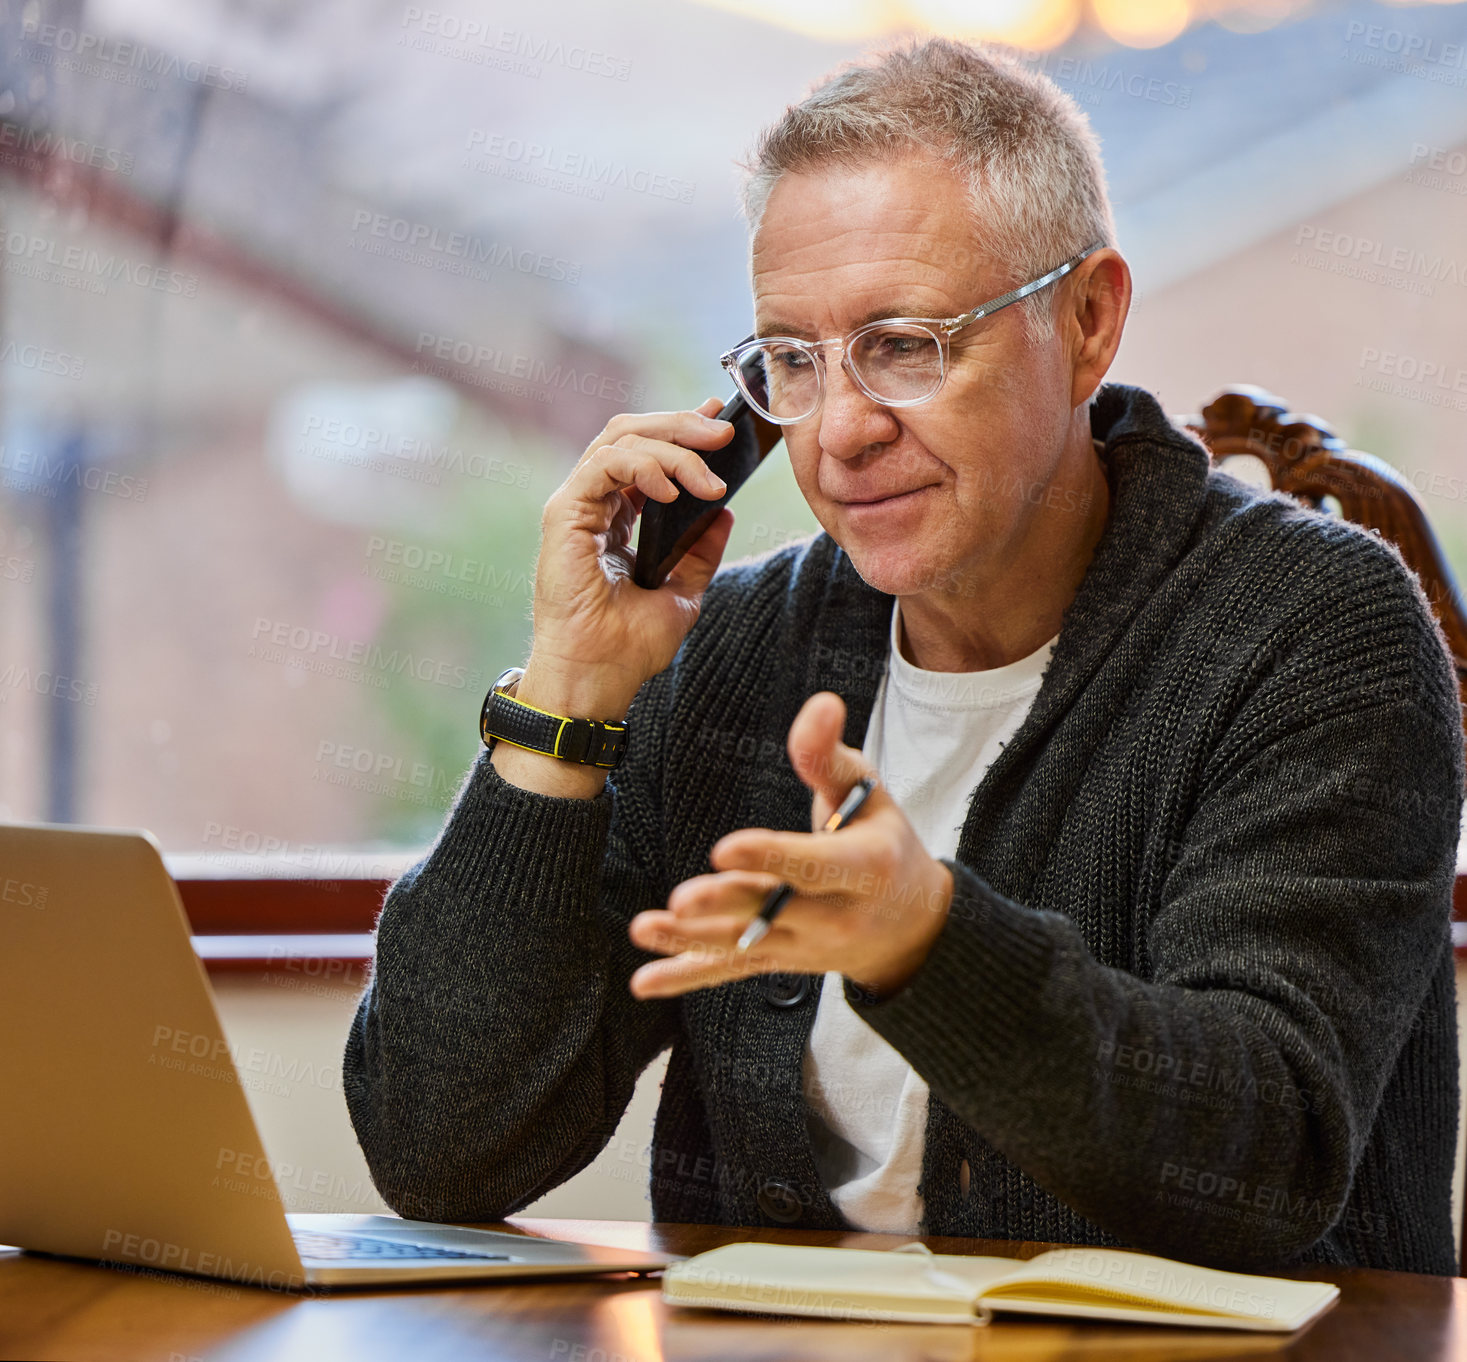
left=661, top=1241, right=1340, bottom=1331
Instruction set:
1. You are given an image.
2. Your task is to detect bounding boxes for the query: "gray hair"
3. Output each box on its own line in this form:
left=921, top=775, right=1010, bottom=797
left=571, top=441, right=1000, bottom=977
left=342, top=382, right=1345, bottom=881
left=737, top=36, right=1117, bottom=347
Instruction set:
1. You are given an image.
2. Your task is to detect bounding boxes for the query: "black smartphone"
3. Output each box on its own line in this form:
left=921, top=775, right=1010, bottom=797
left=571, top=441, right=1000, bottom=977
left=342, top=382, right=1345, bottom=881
left=632, top=378, right=783, bottom=591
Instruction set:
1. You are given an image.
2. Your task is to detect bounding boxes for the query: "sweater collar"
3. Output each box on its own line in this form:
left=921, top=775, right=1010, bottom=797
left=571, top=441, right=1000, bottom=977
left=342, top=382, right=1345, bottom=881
left=808, top=381, right=1214, bottom=757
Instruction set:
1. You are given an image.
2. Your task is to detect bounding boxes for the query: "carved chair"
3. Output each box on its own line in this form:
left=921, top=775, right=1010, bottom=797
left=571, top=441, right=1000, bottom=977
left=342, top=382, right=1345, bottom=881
left=1179, top=385, right=1467, bottom=720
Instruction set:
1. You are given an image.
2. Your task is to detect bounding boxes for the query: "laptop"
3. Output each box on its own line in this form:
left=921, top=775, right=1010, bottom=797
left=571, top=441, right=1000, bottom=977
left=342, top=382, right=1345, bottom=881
left=0, top=821, right=680, bottom=1289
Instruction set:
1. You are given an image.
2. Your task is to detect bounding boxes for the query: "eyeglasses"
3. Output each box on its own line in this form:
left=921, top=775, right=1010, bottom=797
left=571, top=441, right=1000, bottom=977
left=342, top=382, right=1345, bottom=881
left=720, top=243, right=1103, bottom=425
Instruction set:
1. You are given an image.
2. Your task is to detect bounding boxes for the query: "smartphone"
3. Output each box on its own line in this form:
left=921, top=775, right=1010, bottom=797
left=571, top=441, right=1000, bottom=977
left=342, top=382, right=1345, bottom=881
left=632, top=378, right=783, bottom=591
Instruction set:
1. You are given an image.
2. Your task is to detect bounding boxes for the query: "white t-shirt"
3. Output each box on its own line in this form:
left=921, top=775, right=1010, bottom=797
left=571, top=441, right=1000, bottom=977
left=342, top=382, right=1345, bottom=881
left=801, top=598, right=1056, bottom=1233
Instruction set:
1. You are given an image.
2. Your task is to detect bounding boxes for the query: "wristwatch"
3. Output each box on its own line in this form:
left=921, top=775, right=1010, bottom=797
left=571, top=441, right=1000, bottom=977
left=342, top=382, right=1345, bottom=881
left=479, top=666, right=629, bottom=769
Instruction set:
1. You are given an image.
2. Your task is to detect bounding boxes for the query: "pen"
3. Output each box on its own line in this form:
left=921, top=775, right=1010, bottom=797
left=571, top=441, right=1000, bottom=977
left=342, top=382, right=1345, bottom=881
left=735, top=775, right=877, bottom=953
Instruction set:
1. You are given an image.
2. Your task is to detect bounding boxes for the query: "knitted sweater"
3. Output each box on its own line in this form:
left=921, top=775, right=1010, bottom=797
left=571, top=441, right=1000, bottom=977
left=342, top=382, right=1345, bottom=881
left=344, top=381, right=1466, bottom=1275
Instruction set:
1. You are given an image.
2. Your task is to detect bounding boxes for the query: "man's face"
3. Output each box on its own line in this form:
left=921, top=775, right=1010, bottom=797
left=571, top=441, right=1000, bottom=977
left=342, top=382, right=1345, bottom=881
left=751, top=156, right=1081, bottom=598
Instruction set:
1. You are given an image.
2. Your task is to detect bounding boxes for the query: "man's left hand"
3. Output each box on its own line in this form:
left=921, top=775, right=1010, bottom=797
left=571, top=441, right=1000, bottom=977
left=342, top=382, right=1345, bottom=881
left=627, top=691, right=954, bottom=1001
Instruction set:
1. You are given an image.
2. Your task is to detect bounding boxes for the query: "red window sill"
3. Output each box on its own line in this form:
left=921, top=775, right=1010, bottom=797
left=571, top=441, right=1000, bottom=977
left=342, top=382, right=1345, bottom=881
left=165, top=856, right=1467, bottom=971
left=166, top=851, right=415, bottom=978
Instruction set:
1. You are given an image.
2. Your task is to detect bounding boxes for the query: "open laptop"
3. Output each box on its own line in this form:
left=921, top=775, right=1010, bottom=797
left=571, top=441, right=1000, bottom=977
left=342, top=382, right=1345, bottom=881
left=0, top=821, right=679, bottom=1289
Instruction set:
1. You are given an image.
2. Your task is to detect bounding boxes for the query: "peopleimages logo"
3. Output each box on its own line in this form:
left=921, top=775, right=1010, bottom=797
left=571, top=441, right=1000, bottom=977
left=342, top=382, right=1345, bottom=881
left=314, top=739, right=457, bottom=807
left=0, top=124, right=135, bottom=175
left=248, top=617, right=478, bottom=691
left=1003, top=46, right=1191, bottom=107
left=1, top=877, right=48, bottom=908
left=297, top=415, right=531, bottom=487
left=100, top=1229, right=300, bottom=1290
left=364, top=536, right=533, bottom=592
left=412, top=332, right=644, bottom=405
left=0, top=443, right=148, bottom=500
left=0, top=663, right=98, bottom=706
left=1294, top=226, right=1467, bottom=284
left=0, top=341, right=84, bottom=378
left=1343, top=19, right=1467, bottom=67
left=1340, top=20, right=1467, bottom=86
left=149, top=1024, right=341, bottom=1096
left=1157, top=1162, right=1389, bottom=1237
left=397, top=9, right=632, bottom=80
left=347, top=210, right=582, bottom=283
left=464, top=130, right=696, bottom=204
left=2, top=230, right=198, bottom=295
left=19, top=18, right=249, bottom=91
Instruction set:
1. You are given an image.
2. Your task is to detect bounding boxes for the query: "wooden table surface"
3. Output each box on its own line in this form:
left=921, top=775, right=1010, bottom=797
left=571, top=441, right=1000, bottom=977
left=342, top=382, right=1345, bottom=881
left=3, top=1217, right=1464, bottom=1362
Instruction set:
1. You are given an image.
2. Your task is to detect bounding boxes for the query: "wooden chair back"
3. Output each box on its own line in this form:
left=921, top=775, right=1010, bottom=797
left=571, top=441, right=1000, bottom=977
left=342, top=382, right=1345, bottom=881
left=1178, top=385, right=1467, bottom=721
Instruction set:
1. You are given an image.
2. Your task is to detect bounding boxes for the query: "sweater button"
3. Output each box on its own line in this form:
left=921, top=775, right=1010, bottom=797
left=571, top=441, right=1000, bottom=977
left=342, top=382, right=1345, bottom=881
left=959, top=1159, right=971, bottom=1198
left=757, top=1179, right=803, bottom=1223
left=762, top=973, right=810, bottom=1007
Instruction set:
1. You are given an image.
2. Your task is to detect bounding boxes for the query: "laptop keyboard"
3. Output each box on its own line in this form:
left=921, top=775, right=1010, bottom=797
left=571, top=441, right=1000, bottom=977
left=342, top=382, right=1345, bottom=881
left=293, top=1230, right=515, bottom=1262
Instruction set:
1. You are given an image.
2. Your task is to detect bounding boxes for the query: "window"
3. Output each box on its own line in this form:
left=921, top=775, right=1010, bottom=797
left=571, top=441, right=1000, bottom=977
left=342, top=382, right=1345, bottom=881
left=3, top=0, right=1464, bottom=885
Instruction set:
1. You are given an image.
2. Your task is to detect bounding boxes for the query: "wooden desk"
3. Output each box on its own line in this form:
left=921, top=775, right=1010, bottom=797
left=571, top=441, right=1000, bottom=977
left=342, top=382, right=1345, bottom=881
left=2, top=1217, right=1464, bottom=1361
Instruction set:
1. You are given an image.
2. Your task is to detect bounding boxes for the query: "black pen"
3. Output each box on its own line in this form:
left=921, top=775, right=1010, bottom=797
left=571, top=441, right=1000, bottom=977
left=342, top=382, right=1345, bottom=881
left=735, top=775, right=877, bottom=952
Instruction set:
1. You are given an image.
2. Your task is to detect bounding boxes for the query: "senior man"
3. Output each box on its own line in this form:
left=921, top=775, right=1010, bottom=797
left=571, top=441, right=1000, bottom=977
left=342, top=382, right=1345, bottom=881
left=345, top=38, right=1465, bottom=1275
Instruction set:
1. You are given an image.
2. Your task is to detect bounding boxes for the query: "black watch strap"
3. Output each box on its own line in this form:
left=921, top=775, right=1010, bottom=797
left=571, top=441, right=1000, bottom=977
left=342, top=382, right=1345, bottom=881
left=480, top=668, right=628, bottom=769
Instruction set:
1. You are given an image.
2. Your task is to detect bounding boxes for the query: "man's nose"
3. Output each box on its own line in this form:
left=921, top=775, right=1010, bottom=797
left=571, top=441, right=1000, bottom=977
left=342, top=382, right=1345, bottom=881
left=816, top=351, right=898, bottom=460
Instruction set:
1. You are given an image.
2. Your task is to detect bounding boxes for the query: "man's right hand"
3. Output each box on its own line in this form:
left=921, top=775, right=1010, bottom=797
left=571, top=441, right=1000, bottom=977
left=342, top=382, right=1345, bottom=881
left=493, top=397, right=738, bottom=799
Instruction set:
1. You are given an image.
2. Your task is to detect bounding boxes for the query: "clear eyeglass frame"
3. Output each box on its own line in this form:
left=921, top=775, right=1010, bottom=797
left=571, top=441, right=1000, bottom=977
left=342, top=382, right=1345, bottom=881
left=719, top=242, right=1105, bottom=425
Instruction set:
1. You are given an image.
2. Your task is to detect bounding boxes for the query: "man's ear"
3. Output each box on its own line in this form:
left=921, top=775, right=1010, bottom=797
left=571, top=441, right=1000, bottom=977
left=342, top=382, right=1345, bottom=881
left=1067, top=249, right=1131, bottom=409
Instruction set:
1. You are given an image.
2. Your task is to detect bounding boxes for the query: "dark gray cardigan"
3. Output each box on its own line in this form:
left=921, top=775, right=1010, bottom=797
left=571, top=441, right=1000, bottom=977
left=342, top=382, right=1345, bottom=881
left=344, top=381, right=1466, bottom=1275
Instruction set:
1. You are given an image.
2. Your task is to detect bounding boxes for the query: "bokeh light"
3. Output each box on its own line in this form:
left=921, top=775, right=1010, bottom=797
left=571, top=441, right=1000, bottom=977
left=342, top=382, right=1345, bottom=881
left=903, top=0, right=1083, bottom=49
left=680, top=0, right=1368, bottom=48
left=1092, top=0, right=1193, bottom=48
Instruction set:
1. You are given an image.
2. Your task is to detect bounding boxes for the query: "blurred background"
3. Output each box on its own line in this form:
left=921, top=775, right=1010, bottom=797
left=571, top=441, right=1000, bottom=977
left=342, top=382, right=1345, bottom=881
left=3, top=0, right=1466, bottom=1222
left=3, top=0, right=1467, bottom=853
